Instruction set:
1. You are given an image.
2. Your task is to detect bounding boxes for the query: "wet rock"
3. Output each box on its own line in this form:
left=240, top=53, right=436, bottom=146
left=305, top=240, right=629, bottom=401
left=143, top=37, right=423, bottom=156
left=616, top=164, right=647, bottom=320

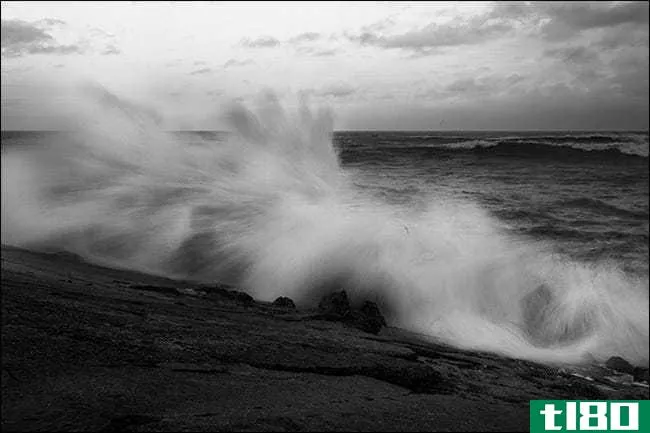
left=316, top=292, right=387, bottom=334
left=351, top=301, right=387, bottom=334
left=633, top=367, right=649, bottom=383
left=207, top=286, right=255, bottom=304
left=318, top=290, right=352, bottom=320
left=228, top=290, right=254, bottom=304
left=272, top=296, right=296, bottom=309
left=605, top=356, right=635, bottom=374
left=604, top=374, right=635, bottom=385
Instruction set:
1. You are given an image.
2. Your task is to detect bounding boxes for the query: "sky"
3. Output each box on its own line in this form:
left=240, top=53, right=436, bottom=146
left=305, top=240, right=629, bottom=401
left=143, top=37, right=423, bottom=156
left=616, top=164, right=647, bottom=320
left=1, top=1, right=649, bottom=131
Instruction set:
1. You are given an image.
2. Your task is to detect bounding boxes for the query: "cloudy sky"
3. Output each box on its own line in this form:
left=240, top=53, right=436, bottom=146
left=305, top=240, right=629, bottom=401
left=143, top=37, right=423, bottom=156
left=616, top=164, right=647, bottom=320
left=1, top=1, right=648, bottom=130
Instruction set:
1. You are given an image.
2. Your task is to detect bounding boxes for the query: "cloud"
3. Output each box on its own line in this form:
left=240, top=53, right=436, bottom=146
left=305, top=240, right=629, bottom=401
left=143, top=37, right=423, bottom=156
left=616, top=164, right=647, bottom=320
left=420, top=73, right=527, bottom=102
left=240, top=36, right=280, bottom=48
left=189, top=67, right=212, bottom=75
left=347, top=2, right=648, bottom=54
left=543, top=45, right=600, bottom=66
left=37, top=18, right=67, bottom=27
left=2, top=19, right=52, bottom=51
left=101, top=44, right=120, bottom=55
left=223, top=58, right=254, bottom=68
left=1, top=19, right=121, bottom=58
left=295, top=46, right=338, bottom=57
left=593, top=24, right=649, bottom=50
left=288, top=32, right=321, bottom=44
left=85, top=26, right=122, bottom=55
left=347, top=14, right=515, bottom=55
left=541, top=2, right=648, bottom=34
left=314, top=83, right=356, bottom=98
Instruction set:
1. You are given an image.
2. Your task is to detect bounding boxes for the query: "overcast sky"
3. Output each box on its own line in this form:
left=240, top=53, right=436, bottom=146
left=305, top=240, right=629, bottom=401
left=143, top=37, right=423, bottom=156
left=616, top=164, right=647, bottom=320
left=1, top=1, right=648, bottom=130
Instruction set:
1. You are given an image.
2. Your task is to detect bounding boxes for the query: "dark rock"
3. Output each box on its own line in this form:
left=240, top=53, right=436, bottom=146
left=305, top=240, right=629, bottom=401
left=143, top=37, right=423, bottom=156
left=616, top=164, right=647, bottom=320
left=605, top=356, right=635, bottom=374
left=351, top=301, right=387, bottom=334
left=633, top=367, right=649, bottom=383
left=206, top=285, right=255, bottom=304
left=272, top=296, right=296, bottom=309
left=318, top=290, right=352, bottom=320
left=228, top=290, right=254, bottom=304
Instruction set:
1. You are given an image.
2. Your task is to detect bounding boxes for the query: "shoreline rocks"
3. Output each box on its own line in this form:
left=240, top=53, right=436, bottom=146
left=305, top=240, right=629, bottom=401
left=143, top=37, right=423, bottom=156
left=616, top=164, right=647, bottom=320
left=317, top=290, right=387, bottom=335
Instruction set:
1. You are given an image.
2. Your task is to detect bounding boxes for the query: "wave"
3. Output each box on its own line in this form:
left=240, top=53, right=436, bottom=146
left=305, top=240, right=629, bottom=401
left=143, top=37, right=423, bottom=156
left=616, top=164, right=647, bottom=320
left=337, top=132, right=649, bottom=159
left=406, top=140, right=647, bottom=159
left=1, top=86, right=648, bottom=367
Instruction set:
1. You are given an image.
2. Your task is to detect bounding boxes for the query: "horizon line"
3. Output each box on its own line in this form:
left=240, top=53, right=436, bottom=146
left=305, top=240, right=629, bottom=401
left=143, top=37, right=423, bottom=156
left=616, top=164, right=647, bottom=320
left=2, top=128, right=649, bottom=133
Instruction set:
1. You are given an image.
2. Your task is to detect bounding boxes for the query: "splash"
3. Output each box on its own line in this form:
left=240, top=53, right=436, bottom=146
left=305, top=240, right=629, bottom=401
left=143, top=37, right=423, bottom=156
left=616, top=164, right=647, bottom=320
left=2, top=86, right=648, bottom=367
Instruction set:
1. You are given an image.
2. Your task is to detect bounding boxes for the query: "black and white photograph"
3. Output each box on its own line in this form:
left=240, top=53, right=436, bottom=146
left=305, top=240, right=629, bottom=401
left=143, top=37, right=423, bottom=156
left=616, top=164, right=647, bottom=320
left=1, top=1, right=649, bottom=431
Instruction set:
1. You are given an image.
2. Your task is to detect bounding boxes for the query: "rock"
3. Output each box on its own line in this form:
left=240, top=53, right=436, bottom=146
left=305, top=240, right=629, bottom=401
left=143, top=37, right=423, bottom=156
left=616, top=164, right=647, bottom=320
left=316, top=292, right=387, bottom=335
left=351, top=301, right=387, bottom=334
left=605, top=356, right=635, bottom=374
left=272, top=296, right=296, bottom=309
left=229, top=290, right=254, bottom=304
left=176, top=288, right=205, bottom=297
left=633, top=367, right=649, bottom=383
left=604, top=374, right=635, bottom=385
left=318, top=290, right=352, bottom=320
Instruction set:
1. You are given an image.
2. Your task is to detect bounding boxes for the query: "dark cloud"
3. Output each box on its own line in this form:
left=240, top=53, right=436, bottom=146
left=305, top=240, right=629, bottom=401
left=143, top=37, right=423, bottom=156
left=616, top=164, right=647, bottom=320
left=223, top=58, right=254, bottom=68
left=189, top=67, right=212, bottom=75
left=490, top=2, right=650, bottom=41
left=540, top=1, right=648, bottom=39
left=240, top=36, right=280, bottom=48
left=288, top=32, right=321, bottom=44
left=544, top=45, right=600, bottom=66
left=594, top=24, right=649, bottom=50
left=2, top=19, right=52, bottom=48
left=348, top=2, right=649, bottom=54
left=1, top=19, right=121, bottom=58
left=348, top=14, right=515, bottom=55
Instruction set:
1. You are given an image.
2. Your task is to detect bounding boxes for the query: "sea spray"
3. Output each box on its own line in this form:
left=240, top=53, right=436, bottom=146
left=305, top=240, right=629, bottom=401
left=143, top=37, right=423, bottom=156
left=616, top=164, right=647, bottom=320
left=1, top=86, right=648, bottom=366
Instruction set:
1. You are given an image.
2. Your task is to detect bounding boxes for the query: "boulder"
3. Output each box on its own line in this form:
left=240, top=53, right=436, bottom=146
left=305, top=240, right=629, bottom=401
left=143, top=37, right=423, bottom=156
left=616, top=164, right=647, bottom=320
left=272, top=296, right=296, bottom=310
left=605, top=356, right=635, bottom=374
left=351, top=301, right=387, bottom=334
left=633, top=367, right=649, bottom=383
left=316, top=291, right=387, bottom=334
left=318, top=290, right=352, bottom=320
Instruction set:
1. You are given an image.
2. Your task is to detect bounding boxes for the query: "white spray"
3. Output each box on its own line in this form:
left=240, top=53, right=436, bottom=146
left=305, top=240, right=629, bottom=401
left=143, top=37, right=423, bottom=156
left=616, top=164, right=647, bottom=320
left=2, top=86, right=648, bottom=366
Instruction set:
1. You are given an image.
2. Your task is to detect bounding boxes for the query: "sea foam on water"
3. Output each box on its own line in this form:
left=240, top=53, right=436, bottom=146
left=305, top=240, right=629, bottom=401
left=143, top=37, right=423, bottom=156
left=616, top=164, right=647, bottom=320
left=1, top=86, right=648, bottom=366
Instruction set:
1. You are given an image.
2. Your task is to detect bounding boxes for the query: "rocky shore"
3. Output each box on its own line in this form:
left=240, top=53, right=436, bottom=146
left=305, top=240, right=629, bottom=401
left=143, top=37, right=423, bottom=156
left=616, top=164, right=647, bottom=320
left=2, top=245, right=648, bottom=432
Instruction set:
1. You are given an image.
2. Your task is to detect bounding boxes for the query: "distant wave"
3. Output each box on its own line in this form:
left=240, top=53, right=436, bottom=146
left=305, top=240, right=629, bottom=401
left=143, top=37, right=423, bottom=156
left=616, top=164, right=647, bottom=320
left=402, top=139, right=647, bottom=159
left=336, top=131, right=649, bottom=159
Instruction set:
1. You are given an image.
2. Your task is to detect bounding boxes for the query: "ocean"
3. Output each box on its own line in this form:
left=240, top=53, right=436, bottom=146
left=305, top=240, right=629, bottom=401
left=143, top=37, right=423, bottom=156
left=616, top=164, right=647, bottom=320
left=1, top=98, right=648, bottom=367
left=335, top=131, right=649, bottom=277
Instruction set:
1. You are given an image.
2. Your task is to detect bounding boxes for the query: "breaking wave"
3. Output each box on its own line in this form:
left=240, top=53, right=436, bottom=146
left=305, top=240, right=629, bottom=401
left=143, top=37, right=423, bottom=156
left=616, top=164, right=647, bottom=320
left=1, top=86, right=648, bottom=367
